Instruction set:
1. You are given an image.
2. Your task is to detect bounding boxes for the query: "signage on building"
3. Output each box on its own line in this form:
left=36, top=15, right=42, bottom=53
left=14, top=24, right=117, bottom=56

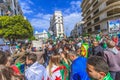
left=108, top=19, right=120, bottom=33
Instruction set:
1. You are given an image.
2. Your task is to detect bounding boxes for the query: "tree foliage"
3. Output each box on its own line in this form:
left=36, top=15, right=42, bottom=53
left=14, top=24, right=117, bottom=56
left=0, top=15, right=33, bottom=39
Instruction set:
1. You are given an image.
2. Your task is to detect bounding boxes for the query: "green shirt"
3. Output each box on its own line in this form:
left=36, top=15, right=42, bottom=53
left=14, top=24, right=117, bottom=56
left=91, top=73, right=113, bottom=80
left=103, top=73, right=113, bottom=80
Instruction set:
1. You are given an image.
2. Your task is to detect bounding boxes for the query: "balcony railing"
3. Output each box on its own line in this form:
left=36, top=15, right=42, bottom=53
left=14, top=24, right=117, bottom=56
left=94, top=17, right=100, bottom=23
left=107, top=8, right=120, bottom=16
left=106, top=0, right=120, bottom=6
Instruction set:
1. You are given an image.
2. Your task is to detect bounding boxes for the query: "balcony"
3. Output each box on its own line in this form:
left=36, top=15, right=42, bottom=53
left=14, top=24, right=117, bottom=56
left=87, top=22, right=92, bottom=26
left=94, top=25, right=100, bottom=31
left=88, top=28, right=92, bottom=32
left=93, top=9, right=99, bottom=15
left=93, top=0, right=98, bottom=7
left=94, top=17, right=100, bottom=23
left=106, top=0, right=120, bottom=6
left=86, top=9, right=90, bottom=15
left=107, top=8, right=120, bottom=16
left=87, top=16, right=91, bottom=20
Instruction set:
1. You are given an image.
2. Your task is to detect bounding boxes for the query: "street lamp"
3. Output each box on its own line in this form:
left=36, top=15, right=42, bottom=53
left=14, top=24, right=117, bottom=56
left=65, top=27, right=68, bottom=37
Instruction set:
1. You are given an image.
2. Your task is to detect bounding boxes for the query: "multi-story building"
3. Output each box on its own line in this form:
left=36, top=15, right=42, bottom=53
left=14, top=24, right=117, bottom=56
left=70, top=30, right=74, bottom=37
left=70, top=21, right=84, bottom=37
left=49, top=11, right=64, bottom=38
left=70, top=26, right=77, bottom=37
left=81, top=0, right=120, bottom=34
left=34, top=30, right=48, bottom=40
left=0, top=0, right=23, bottom=16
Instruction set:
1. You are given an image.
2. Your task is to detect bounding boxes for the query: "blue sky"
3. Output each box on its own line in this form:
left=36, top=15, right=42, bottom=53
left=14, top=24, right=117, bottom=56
left=19, top=0, right=83, bottom=35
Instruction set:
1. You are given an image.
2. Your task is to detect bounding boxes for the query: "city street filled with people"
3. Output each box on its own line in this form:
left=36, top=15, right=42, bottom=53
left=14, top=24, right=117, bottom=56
left=0, top=0, right=120, bottom=80
left=0, top=34, right=120, bottom=80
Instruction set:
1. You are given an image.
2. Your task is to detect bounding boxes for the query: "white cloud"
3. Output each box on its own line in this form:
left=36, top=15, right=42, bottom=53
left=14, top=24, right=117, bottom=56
left=31, top=1, right=82, bottom=35
left=19, top=0, right=82, bottom=36
left=64, top=1, right=81, bottom=14
left=19, top=0, right=33, bottom=14
left=70, top=1, right=81, bottom=6
left=28, top=0, right=34, bottom=5
left=70, top=1, right=81, bottom=10
left=30, top=13, right=52, bottom=31
left=63, top=1, right=82, bottom=36
left=64, top=12, right=82, bottom=36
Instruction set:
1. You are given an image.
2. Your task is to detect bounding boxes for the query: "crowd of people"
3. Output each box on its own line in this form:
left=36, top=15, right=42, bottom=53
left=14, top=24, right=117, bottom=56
left=0, top=34, right=120, bottom=80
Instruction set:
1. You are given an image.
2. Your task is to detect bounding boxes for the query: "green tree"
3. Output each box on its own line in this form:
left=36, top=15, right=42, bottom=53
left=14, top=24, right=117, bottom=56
left=0, top=15, right=33, bottom=39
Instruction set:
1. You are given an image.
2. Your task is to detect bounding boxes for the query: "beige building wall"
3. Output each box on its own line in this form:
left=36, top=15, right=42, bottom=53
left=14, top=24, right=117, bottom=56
left=70, top=21, right=84, bottom=37
left=81, top=0, right=120, bottom=34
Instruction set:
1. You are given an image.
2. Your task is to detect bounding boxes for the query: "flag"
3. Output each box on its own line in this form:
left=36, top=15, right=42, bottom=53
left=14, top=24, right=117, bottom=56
left=16, top=62, right=25, bottom=74
left=81, top=43, right=89, bottom=58
left=96, top=34, right=101, bottom=41
left=47, top=32, right=51, bottom=38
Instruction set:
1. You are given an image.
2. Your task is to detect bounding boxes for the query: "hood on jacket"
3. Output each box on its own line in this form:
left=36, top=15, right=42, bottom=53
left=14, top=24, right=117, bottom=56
left=28, top=62, right=45, bottom=75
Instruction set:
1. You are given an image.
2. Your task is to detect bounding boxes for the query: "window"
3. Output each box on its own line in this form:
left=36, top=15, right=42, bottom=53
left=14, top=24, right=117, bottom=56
left=1, top=9, right=3, bottom=16
left=88, top=28, right=92, bottom=32
left=58, top=17, right=60, bottom=18
left=58, top=20, right=60, bottom=22
left=93, top=0, right=98, bottom=7
left=94, top=17, right=99, bottom=23
left=14, top=0, right=16, bottom=7
left=87, top=22, right=91, bottom=26
left=94, top=9, right=99, bottom=15
left=94, top=25, right=100, bottom=30
left=58, top=24, right=61, bottom=32
left=87, top=16, right=91, bottom=20
left=15, top=9, right=17, bottom=15
left=86, top=10, right=90, bottom=15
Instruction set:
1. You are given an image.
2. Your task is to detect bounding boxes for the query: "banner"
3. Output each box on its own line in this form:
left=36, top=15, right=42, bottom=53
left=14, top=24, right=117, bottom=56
left=108, top=19, right=120, bottom=33
left=32, top=40, right=42, bottom=48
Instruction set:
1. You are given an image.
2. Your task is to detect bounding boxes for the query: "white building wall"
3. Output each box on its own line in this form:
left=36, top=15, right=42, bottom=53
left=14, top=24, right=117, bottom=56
left=0, top=0, right=22, bottom=16
left=49, top=11, right=64, bottom=38
left=99, top=2, right=106, bottom=11
left=100, top=21, right=108, bottom=30
left=100, top=12, right=107, bottom=20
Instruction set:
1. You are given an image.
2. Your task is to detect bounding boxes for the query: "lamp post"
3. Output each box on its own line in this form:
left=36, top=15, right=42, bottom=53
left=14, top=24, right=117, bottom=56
left=66, top=27, right=68, bottom=37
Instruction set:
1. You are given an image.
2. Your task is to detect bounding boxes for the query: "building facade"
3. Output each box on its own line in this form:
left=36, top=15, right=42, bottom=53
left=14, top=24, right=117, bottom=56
left=81, top=0, right=120, bottom=34
left=0, top=0, right=23, bottom=16
left=49, top=11, right=64, bottom=38
left=34, top=30, right=48, bottom=40
left=70, top=21, right=84, bottom=37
